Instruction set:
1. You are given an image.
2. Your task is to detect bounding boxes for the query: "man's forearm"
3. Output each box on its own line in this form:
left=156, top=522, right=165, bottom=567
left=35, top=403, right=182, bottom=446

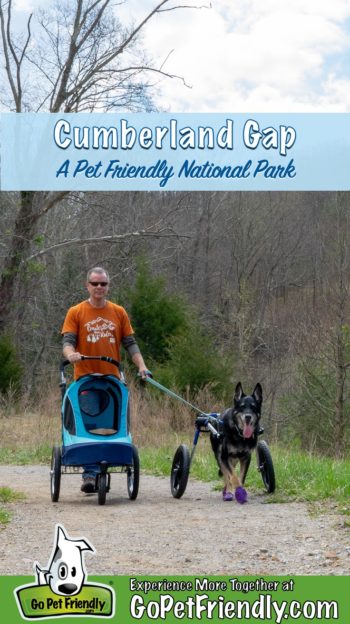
left=62, top=333, right=80, bottom=362
left=132, top=352, right=147, bottom=371
left=63, top=344, right=76, bottom=359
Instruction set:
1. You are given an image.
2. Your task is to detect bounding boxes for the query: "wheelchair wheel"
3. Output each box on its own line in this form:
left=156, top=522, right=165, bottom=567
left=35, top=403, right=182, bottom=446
left=50, top=445, right=61, bottom=502
left=170, top=444, right=190, bottom=499
left=256, top=440, right=276, bottom=493
left=127, top=445, right=140, bottom=500
left=98, top=472, right=107, bottom=505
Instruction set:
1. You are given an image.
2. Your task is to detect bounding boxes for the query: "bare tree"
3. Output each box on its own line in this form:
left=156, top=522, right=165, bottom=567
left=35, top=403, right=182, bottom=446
left=0, top=0, right=208, bottom=333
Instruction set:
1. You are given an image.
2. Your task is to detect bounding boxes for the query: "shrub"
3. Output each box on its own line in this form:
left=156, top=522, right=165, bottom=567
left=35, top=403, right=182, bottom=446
left=121, top=261, right=235, bottom=399
left=155, top=324, right=232, bottom=399
left=279, top=355, right=350, bottom=456
left=0, top=334, right=22, bottom=395
left=124, top=262, right=189, bottom=363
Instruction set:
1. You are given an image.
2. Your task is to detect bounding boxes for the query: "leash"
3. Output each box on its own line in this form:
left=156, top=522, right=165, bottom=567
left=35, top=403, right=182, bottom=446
left=142, top=375, right=209, bottom=416
left=141, top=375, right=222, bottom=440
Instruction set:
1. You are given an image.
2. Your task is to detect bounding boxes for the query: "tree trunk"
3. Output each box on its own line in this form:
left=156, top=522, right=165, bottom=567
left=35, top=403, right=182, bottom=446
left=0, top=191, right=36, bottom=332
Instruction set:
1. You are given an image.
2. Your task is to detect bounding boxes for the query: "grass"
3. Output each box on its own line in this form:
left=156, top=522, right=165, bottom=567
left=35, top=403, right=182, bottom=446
left=0, top=444, right=53, bottom=465
left=0, top=486, right=25, bottom=504
left=140, top=437, right=350, bottom=508
left=0, top=508, right=10, bottom=525
left=1, top=384, right=350, bottom=513
left=0, top=486, right=25, bottom=526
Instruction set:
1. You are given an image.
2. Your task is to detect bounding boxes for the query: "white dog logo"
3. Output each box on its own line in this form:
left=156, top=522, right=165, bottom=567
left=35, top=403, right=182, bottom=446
left=34, top=524, right=94, bottom=596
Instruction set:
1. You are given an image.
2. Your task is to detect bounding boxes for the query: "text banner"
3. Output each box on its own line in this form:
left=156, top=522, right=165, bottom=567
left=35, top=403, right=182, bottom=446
left=1, top=112, right=349, bottom=191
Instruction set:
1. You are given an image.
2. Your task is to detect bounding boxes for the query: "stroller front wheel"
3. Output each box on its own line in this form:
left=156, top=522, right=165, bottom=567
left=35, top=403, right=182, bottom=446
left=50, top=445, right=61, bottom=502
left=127, top=445, right=140, bottom=500
left=97, top=472, right=107, bottom=505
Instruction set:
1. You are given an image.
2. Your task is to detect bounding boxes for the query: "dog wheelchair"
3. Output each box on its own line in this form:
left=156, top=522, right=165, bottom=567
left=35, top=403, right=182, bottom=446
left=51, top=356, right=139, bottom=505
left=170, top=413, right=276, bottom=499
left=142, top=375, right=276, bottom=498
left=141, top=375, right=276, bottom=500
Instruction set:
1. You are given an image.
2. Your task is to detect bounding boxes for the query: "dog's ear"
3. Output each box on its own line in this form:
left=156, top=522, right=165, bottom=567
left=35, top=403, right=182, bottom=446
left=253, top=383, right=263, bottom=406
left=234, top=382, right=244, bottom=405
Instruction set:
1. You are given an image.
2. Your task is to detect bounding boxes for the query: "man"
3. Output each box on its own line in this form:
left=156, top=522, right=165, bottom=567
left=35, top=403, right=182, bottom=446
left=62, top=266, right=149, bottom=493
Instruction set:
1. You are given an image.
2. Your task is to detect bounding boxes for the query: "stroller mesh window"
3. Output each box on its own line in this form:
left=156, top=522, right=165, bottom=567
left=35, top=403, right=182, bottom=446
left=63, top=399, right=76, bottom=435
left=79, top=389, right=110, bottom=416
left=78, top=384, right=120, bottom=435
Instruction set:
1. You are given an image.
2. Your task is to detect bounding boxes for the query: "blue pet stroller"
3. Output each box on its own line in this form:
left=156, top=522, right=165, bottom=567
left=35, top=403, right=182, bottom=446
left=50, top=356, right=139, bottom=505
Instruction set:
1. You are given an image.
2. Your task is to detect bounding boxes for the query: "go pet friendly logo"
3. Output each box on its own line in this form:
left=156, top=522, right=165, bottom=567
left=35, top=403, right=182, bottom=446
left=15, top=524, right=115, bottom=619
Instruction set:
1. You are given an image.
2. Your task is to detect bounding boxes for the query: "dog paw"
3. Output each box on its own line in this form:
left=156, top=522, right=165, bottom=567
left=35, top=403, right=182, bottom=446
left=235, top=486, right=248, bottom=504
left=222, top=487, right=234, bottom=501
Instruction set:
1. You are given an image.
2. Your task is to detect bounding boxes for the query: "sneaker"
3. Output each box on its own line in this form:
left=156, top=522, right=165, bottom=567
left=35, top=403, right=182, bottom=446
left=81, top=477, right=95, bottom=493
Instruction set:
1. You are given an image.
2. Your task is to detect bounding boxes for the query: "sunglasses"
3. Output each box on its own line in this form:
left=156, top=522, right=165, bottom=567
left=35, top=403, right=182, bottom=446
left=89, top=281, right=109, bottom=287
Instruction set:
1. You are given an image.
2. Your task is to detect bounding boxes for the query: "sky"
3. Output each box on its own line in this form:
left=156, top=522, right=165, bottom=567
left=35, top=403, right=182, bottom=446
left=11, top=0, right=350, bottom=112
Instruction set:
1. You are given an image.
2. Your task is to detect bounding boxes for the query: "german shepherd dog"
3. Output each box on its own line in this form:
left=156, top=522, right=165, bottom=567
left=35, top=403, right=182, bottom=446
left=210, top=382, right=262, bottom=503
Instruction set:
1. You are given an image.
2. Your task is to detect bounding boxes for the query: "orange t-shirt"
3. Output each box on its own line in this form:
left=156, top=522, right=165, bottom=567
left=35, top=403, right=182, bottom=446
left=61, top=300, right=134, bottom=379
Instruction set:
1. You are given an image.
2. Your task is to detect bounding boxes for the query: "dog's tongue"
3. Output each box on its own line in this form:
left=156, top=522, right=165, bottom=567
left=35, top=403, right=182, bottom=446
left=243, top=423, right=254, bottom=439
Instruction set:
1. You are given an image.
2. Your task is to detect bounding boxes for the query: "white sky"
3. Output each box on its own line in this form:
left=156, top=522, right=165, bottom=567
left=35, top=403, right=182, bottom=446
left=12, top=0, right=350, bottom=112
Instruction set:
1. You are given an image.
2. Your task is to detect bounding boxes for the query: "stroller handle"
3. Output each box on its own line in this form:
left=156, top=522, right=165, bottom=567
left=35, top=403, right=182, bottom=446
left=60, top=355, right=121, bottom=373
left=59, top=357, right=122, bottom=402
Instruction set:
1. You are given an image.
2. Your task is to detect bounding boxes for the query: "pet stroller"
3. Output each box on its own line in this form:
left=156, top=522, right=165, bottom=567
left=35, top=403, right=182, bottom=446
left=50, top=356, right=139, bottom=505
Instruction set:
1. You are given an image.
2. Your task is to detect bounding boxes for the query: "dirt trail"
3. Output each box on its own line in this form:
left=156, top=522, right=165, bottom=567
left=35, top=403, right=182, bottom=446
left=0, top=465, right=349, bottom=576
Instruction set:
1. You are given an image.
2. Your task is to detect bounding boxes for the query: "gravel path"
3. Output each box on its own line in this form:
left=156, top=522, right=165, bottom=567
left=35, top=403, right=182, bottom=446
left=0, top=465, right=349, bottom=576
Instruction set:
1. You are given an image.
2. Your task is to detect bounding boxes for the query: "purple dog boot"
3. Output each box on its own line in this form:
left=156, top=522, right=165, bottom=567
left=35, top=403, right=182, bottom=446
left=222, top=487, right=234, bottom=501
left=235, top=486, right=248, bottom=504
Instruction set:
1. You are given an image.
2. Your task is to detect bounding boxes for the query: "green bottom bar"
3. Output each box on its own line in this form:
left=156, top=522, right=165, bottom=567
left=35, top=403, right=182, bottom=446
left=0, top=575, right=349, bottom=623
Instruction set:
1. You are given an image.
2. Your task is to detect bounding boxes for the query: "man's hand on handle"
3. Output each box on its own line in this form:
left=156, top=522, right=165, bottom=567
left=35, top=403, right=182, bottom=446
left=67, top=352, right=82, bottom=363
left=63, top=346, right=82, bottom=363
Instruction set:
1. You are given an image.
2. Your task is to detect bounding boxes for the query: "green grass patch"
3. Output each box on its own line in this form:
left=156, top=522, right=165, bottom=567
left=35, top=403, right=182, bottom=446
left=0, top=486, right=25, bottom=527
left=268, top=446, right=350, bottom=504
left=140, top=440, right=350, bottom=507
left=0, top=508, right=11, bottom=525
left=0, top=486, right=25, bottom=503
left=0, top=444, right=52, bottom=465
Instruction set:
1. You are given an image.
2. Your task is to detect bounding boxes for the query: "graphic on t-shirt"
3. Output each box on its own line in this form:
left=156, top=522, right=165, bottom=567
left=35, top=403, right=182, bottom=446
left=85, top=317, right=116, bottom=344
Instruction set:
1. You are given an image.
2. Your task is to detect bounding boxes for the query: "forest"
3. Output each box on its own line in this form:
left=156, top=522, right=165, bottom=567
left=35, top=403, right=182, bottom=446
left=1, top=189, right=350, bottom=457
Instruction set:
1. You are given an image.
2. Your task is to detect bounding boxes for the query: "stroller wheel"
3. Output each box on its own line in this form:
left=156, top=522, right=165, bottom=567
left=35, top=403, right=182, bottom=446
left=97, top=473, right=107, bottom=505
left=127, top=445, right=140, bottom=500
left=256, top=440, right=276, bottom=493
left=170, top=444, right=190, bottom=499
left=50, top=445, right=61, bottom=502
